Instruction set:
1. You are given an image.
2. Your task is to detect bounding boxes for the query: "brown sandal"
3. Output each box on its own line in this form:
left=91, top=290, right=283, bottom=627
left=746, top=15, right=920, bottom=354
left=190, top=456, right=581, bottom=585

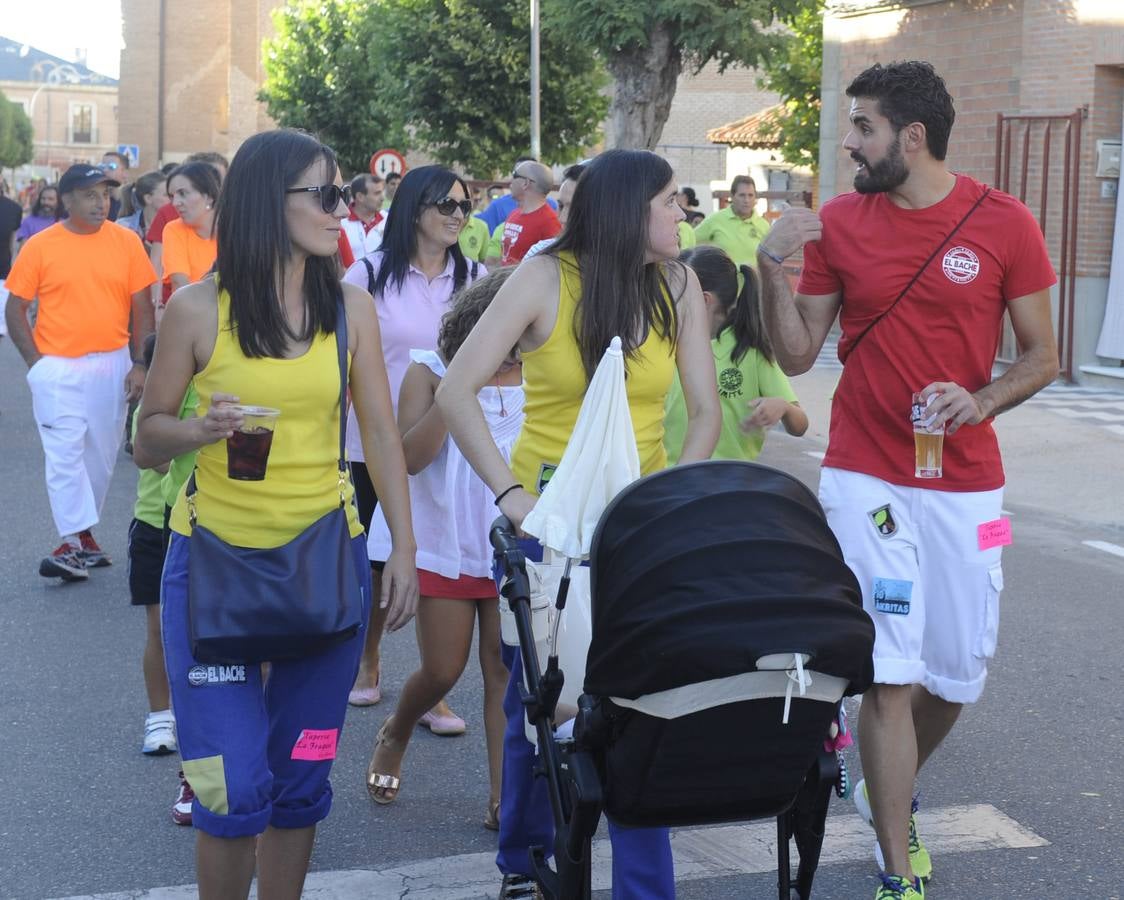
left=484, top=799, right=500, bottom=831
left=365, top=718, right=402, bottom=805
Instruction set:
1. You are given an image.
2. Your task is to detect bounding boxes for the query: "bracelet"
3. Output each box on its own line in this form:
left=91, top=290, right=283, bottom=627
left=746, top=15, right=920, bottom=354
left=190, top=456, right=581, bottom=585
left=494, top=483, right=523, bottom=506
left=757, top=245, right=786, bottom=265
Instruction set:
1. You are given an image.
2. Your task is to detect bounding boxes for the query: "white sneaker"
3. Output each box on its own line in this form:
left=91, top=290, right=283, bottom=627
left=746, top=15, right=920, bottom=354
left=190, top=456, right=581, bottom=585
left=143, top=711, right=177, bottom=755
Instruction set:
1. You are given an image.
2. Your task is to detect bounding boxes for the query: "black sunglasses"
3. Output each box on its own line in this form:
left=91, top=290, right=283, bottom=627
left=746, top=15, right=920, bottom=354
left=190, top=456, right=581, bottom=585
left=285, top=183, right=352, bottom=213
left=432, top=197, right=473, bottom=217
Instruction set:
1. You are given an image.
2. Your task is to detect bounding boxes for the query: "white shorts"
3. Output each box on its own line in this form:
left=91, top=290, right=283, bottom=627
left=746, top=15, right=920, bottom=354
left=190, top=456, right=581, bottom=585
left=818, top=467, right=1005, bottom=704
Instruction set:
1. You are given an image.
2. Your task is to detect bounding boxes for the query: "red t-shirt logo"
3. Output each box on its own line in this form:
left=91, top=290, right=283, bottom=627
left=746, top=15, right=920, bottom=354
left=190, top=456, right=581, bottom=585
left=942, top=246, right=980, bottom=284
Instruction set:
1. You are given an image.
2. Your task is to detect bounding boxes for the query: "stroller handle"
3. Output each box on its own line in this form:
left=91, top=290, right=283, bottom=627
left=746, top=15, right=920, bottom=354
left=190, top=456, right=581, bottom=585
left=490, top=515, right=521, bottom=553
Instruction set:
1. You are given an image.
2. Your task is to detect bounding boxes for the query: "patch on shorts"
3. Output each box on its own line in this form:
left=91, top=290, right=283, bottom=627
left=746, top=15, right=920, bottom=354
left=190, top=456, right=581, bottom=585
left=868, top=504, right=897, bottom=538
left=536, top=463, right=557, bottom=495
left=291, top=728, right=338, bottom=761
left=873, top=577, right=913, bottom=615
left=187, top=664, right=247, bottom=687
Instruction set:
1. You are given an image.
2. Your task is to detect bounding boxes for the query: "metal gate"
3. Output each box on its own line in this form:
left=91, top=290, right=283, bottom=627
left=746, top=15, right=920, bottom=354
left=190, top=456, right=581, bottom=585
left=994, top=109, right=1084, bottom=380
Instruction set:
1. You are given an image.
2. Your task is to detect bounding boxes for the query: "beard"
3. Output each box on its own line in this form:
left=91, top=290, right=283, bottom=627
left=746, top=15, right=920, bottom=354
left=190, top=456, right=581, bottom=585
left=853, top=137, right=908, bottom=194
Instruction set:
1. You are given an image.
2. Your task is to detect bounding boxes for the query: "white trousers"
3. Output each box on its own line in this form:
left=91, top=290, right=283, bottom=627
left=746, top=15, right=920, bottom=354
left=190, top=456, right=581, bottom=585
left=26, top=347, right=130, bottom=537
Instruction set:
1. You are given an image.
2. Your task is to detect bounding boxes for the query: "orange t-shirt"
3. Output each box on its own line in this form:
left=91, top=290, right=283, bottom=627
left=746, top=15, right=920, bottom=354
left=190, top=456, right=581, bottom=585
left=5, top=222, right=157, bottom=358
left=161, top=218, right=217, bottom=284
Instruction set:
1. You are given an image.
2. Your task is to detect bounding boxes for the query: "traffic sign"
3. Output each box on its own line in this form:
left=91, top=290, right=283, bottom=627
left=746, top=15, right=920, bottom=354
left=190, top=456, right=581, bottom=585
left=370, top=149, right=406, bottom=178
left=117, top=144, right=140, bottom=168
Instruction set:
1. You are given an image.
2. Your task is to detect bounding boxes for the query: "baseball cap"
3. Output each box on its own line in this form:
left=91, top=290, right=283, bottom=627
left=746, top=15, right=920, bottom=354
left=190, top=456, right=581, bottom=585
left=58, top=164, right=120, bottom=195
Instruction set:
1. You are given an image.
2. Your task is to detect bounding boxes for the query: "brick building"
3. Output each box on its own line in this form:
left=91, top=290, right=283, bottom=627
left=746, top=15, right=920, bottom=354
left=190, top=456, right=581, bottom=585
left=0, top=37, right=118, bottom=174
left=117, top=0, right=276, bottom=170
left=821, top=0, right=1124, bottom=385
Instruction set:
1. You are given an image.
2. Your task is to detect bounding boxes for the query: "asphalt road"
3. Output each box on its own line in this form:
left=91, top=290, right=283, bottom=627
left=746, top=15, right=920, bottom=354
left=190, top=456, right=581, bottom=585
left=0, top=342, right=1120, bottom=899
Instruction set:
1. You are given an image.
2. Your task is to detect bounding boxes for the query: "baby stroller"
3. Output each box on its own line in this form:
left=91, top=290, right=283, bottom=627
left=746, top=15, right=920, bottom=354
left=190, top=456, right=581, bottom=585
left=491, top=460, right=875, bottom=900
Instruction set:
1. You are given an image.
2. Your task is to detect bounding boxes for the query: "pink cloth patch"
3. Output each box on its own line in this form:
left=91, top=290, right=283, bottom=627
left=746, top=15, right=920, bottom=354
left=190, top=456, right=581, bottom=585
left=977, top=517, right=1012, bottom=551
left=290, top=728, right=339, bottom=761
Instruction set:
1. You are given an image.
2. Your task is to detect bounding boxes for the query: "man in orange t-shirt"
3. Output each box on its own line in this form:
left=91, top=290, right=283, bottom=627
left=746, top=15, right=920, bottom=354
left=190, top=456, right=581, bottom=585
left=4, top=164, right=157, bottom=582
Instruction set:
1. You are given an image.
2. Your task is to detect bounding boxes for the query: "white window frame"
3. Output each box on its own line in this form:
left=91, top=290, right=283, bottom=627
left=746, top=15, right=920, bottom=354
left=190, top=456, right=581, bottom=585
left=68, top=100, right=97, bottom=145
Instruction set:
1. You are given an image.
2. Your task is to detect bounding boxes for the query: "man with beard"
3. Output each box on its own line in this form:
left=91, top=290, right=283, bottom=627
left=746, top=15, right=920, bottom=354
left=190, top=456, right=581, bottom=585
left=755, top=61, right=1058, bottom=900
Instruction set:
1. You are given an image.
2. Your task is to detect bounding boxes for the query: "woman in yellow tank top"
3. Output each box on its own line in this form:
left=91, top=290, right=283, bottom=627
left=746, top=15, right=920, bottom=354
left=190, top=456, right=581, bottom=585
left=436, top=149, right=720, bottom=899
left=134, top=130, right=417, bottom=899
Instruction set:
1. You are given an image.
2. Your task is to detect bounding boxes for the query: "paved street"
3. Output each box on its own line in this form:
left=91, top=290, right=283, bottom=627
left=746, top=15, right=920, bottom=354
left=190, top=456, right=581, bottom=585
left=1, top=339, right=1121, bottom=900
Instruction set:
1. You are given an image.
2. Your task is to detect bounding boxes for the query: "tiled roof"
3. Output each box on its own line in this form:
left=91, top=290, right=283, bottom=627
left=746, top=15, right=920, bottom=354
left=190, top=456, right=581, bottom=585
left=0, top=36, right=116, bottom=85
left=706, top=104, right=785, bottom=149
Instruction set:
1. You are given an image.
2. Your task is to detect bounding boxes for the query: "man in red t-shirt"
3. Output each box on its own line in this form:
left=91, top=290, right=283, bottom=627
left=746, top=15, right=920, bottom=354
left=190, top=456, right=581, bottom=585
left=755, top=62, right=1058, bottom=900
left=495, top=161, right=560, bottom=265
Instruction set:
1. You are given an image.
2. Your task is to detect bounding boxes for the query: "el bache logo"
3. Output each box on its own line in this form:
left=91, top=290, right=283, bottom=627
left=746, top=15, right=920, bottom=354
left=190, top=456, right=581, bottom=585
left=188, top=664, right=248, bottom=686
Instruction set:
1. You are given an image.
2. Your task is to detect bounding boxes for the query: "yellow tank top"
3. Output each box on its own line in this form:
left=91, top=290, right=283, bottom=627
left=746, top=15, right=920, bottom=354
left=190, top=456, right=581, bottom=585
left=170, top=289, right=364, bottom=548
left=511, top=252, right=676, bottom=495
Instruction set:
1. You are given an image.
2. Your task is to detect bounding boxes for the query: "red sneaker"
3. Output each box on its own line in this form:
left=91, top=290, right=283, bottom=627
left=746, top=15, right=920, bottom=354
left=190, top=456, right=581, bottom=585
left=78, top=530, right=112, bottom=567
left=39, top=544, right=88, bottom=581
left=172, top=771, right=194, bottom=826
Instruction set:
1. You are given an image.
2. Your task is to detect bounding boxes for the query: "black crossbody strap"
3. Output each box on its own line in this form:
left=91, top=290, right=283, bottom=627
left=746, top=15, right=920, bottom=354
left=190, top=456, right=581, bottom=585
left=840, top=187, right=991, bottom=365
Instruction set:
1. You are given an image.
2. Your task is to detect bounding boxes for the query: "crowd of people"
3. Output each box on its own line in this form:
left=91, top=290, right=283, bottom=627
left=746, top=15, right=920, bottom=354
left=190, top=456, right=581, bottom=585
left=2, top=59, right=1061, bottom=900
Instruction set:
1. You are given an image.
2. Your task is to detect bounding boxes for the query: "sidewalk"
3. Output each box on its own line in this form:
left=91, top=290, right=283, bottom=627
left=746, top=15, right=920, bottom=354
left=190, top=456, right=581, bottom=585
left=774, top=362, right=1124, bottom=533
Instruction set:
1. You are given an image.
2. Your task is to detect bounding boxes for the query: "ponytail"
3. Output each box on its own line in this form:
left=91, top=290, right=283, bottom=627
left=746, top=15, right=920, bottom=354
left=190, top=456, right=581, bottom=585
left=680, top=244, right=775, bottom=366
left=726, top=263, right=775, bottom=366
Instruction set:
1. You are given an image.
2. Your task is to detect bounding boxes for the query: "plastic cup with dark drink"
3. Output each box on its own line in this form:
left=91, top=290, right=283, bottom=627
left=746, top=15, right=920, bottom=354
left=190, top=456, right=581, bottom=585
left=910, top=392, right=944, bottom=479
left=226, top=405, right=280, bottom=481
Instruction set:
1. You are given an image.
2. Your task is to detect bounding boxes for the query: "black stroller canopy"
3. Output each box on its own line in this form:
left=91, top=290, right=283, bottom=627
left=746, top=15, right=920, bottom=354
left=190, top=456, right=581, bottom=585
left=584, top=460, right=874, bottom=700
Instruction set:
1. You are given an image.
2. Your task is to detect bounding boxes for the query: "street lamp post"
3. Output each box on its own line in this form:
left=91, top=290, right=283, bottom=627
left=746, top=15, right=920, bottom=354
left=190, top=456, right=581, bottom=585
left=530, top=0, right=541, bottom=160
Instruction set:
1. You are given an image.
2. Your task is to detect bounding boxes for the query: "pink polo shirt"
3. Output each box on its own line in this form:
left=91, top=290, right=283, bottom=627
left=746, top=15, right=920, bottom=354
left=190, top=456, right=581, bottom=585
left=341, top=251, right=486, bottom=462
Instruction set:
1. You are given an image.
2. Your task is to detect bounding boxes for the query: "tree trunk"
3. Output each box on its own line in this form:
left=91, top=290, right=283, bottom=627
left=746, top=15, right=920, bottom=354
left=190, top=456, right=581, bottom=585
left=605, top=22, right=683, bottom=150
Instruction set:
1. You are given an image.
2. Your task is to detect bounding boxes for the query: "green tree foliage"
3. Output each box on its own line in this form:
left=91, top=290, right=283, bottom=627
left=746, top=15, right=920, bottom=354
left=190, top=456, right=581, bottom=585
left=259, top=0, right=607, bottom=177
left=379, top=0, right=607, bottom=177
left=260, top=0, right=407, bottom=175
left=758, top=1, right=823, bottom=169
left=0, top=91, right=34, bottom=169
left=551, top=0, right=806, bottom=149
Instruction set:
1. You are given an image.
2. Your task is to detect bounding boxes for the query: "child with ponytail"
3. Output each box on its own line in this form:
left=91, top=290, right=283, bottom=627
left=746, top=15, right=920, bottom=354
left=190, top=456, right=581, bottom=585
left=665, top=244, right=808, bottom=462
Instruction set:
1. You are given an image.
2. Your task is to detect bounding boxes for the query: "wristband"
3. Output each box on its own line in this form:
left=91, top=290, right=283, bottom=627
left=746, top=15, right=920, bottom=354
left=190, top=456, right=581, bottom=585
left=494, top=483, right=523, bottom=506
left=757, top=245, right=786, bottom=265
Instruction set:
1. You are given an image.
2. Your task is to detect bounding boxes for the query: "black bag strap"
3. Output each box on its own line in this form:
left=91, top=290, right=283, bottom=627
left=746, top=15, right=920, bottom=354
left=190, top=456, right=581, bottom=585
left=363, top=256, right=376, bottom=297
left=187, top=287, right=350, bottom=514
left=840, top=187, right=991, bottom=365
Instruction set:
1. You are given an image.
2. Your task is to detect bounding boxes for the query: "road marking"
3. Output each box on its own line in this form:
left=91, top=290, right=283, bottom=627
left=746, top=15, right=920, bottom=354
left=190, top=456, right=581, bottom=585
left=49, top=804, right=1048, bottom=900
left=804, top=450, right=826, bottom=460
left=1082, top=540, right=1124, bottom=559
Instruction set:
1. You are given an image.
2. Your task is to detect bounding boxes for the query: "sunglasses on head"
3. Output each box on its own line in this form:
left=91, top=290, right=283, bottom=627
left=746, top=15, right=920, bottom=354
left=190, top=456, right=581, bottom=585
left=432, top=197, right=473, bottom=217
left=285, top=183, right=352, bottom=213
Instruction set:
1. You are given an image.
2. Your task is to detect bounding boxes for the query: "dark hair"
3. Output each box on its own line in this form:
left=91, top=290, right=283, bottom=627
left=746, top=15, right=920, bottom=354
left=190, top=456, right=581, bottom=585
left=185, top=151, right=230, bottom=173
left=133, top=170, right=167, bottom=206
left=680, top=244, right=773, bottom=366
left=160, top=162, right=178, bottom=176
left=846, top=61, right=956, bottom=161
left=438, top=267, right=516, bottom=362
left=166, top=162, right=221, bottom=206
left=548, top=149, right=682, bottom=382
left=103, top=150, right=130, bottom=170
left=214, top=129, right=342, bottom=359
left=385, top=171, right=402, bottom=185
left=371, top=165, right=470, bottom=300
left=562, top=163, right=586, bottom=183
left=678, top=186, right=699, bottom=208
left=350, top=173, right=382, bottom=197
left=31, top=184, right=59, bottom=219
left=142, top=332, right=157, bottom=370
left=730, top=175, right=756, bottom=195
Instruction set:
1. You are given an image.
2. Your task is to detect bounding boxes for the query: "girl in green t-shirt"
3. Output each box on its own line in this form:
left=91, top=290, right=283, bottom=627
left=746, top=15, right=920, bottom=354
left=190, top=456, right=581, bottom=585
left=665, top=244, right=808, bottom=462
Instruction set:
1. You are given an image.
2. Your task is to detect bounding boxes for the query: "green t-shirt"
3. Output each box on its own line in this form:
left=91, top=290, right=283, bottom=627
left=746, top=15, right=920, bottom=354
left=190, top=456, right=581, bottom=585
left=132, top=411, right=166, bottom=528
left=693, top=207, right=770, bottom=269
left=678, top=220, right=696, bottom=250
left=160, top=382, right=201, bottom=509
left=459, top=216, right=491, bottom=263
left=486, top=223, right=504, bottom=261
left=664, top=328, right=799, bottom=464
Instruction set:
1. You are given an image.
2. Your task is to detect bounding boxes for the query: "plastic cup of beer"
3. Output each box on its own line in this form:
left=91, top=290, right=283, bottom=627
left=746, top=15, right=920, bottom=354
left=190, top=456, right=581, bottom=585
left=911, top=392, right=944, bottom=479
left=226, top=405, right=280, bottom=481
